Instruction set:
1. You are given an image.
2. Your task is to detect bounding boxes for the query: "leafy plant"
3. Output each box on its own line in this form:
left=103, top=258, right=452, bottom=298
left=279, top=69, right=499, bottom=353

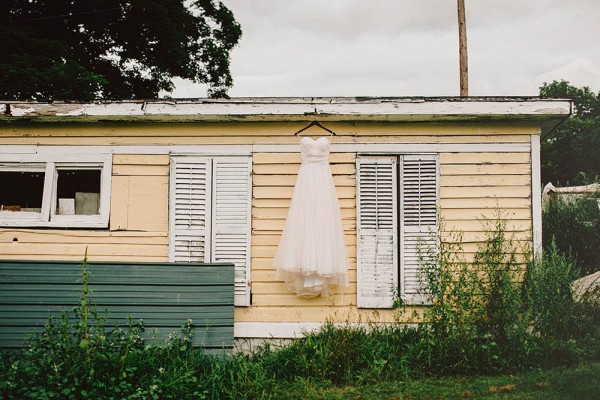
left=543, top=193, right=600, bottom=276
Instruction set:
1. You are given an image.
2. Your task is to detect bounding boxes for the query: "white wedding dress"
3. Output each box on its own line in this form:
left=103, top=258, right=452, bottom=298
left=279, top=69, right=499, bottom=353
left=273, top=136, right=349, bottom=297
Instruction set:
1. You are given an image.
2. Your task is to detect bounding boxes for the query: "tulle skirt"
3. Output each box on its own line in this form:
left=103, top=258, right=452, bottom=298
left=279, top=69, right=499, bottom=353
left=273, top=161, right=349, bottom=297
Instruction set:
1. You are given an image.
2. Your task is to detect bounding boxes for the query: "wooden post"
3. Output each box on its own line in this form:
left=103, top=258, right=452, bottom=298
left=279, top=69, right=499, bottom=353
left=457, top=0, right=468, bottom=96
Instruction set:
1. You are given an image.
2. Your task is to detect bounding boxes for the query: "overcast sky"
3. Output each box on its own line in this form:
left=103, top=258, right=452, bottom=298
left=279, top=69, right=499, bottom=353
left=169, top=0, right=600, bottom=98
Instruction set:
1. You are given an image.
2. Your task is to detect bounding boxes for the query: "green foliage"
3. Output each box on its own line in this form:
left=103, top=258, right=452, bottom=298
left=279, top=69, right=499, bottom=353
left=524, top=243, right=600, bottom=366
left=0, top=0, right=242, bottom=100
left=2, top=218, right=599, bottom=398
left=543, top=193, right=600, bottom=276
left=416, top=216, right=530, bottom=373
left=540, top=80, right=600, bottom=185
left=524, top=243, right=578, bottom=339
left=0, top=256, right=211, bottom=399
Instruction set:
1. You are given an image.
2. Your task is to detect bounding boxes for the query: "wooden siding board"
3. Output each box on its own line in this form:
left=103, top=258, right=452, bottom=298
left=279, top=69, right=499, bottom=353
left=113, top=154, right=170, bottom=165
left=0, top=121, right=542, bottom=330
left=441, top=152, right=531, bottom=164
left=0, top=230, right=168, bottom=244
left=0, top=260, right=234, bottom=352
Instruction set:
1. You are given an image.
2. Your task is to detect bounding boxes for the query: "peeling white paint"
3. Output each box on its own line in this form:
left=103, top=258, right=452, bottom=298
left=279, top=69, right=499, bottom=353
left=9, top=106, right=37, bottom=117
left=1, top=98, right=571, bottom=137
left=2, top=97, right=571, bottom=118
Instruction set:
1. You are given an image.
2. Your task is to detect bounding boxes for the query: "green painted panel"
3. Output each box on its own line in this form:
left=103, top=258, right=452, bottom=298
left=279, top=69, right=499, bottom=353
left=0, top=260, right=234, bottom=353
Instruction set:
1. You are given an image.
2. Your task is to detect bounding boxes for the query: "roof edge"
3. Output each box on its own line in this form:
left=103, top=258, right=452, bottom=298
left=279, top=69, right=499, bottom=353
left=1, top=97, right=572, bottom=135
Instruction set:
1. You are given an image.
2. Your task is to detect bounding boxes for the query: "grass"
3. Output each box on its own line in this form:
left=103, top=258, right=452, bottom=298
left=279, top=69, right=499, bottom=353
left=269, top=361, right=600, bottom=400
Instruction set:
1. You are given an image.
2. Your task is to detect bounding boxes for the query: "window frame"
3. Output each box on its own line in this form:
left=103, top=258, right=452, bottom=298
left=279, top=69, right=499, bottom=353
left=0, top=154, right=112, bottom=228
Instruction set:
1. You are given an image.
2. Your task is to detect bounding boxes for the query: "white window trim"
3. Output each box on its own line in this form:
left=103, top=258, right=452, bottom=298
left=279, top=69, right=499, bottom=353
left=0, top=154, right=112, bottom=228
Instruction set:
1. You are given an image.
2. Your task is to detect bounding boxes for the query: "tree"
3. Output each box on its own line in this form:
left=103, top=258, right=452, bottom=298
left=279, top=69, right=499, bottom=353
left=0, top=0, right=242, bottom=101
left=540, top=80, right=600, bottom=185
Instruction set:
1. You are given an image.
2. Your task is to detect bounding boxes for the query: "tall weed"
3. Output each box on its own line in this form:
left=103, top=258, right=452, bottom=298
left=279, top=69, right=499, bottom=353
left=543, top=193, right=600, bottom=276
left=416, top=215, right=530, bottom=373
left=2, top=214, right=600, bottom=397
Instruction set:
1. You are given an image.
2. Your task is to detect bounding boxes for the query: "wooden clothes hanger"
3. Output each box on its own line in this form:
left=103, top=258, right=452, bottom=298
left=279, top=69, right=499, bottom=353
left=294, top=120, right=336, bottom=136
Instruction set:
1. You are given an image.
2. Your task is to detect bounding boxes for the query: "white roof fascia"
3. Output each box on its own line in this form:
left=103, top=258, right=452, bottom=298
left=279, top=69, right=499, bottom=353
left=1, top=98, right=571, bottom=136
left=1, top=98, right=570, bottom=117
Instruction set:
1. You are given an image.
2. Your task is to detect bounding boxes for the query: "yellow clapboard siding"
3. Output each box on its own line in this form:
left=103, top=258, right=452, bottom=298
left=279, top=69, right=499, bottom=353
left=110, top=175, right=130, bottom=230
left=0, top=254, right=169, bottom=262
left=441, top=152, right=530, bottom=164
left=345, top=123, right=538, bottom=136
left=109, top=175, right=168, bottom=232
left=440, top=197, right=531, bottom=209
left=253, top=174, right=355, bottom=187
left=2, top=121, right=538, bottom=139
left=344, top=135, right=532, bottom=143
left=234, top=306, right=402, bottom=323
left=428, top=241, right=532, bottom=254
left=112, top=164, right=169, bottom=176
left=0, top=230, right=167, bottom=244
left=125, top=176, right=169, bottom=232
left=253, top=186, right=355, bottom=199
left=112, top=154, right=170, bottom=165
left=441, top=208, right=530, bottom=220
left=442, top=164, right=530, bottom=175
left=0, top=243, right=168, bottom=257
left=441, top=185, right=531, bottom=198
left=253, top=163, right=354, bottom=175
left=251, top=294, right=355, bottom=307
left=438, top=230, right=531, bottom=243
left=443, top=219, right=531, bottom=232
left=2, top=120, right=541, bottom=327
left=253, top=152, right=355, bottom=164
left=1, top=134, right=533, bottom=146
left=441, top=174, right=531, bottom=186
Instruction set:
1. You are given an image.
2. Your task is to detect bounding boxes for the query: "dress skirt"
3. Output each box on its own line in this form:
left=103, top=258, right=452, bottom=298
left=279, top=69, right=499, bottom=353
left=273, top=137, right=349, bottom=297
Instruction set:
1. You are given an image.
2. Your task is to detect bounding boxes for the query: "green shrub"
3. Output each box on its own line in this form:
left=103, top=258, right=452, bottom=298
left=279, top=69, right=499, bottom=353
left=525, top=241, right=579, bottom=340
left=0, top=256, right=214, bottom=400
left=543, top=193, right=600, bottom=276
left=3, top=215, right=600, bottom=397
left=416, top=215, right=531, bottom=373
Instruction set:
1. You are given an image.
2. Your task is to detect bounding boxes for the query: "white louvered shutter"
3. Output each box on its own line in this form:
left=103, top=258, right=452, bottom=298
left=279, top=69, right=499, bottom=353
left=211, top=158, right=252, bottom=306
left=356, top=157, right=398, bottom=308
left=170, top=158, right=212, bottom=263
left=400, top=154, right=439, bottom=304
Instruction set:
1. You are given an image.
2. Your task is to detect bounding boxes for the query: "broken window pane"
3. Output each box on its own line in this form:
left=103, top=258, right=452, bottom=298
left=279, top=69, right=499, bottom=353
left=0, top=171, right=45, bottom=212
left=56, top=169, right=101, bottom=215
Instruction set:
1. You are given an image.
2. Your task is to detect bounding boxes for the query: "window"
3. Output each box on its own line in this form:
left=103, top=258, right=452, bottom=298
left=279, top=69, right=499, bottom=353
left=0, top=156, right=111, bottom=228
left=356, top=154, right=439, bottom=308
left=169, top=156, right=252, bottom=307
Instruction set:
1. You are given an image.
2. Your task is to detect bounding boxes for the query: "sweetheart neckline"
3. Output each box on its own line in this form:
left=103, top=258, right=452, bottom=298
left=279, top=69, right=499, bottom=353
left=300, top=136, right=330, bottom=144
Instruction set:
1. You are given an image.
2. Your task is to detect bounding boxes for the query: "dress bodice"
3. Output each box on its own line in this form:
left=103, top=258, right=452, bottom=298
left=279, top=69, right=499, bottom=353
left=300, top=137, right=330, bottom=164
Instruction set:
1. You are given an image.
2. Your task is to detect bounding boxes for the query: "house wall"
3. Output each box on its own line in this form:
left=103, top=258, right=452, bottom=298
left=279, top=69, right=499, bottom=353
left=0, top=121, right=538, bottom=328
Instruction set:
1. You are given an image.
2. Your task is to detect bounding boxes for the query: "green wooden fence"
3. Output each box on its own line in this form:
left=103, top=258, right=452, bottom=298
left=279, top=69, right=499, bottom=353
left=0, top=260, right=234, bottom=353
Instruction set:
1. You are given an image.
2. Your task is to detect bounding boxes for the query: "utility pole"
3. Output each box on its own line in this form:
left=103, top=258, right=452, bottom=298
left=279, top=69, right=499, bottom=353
left=457, top=0, right=468, bottom=96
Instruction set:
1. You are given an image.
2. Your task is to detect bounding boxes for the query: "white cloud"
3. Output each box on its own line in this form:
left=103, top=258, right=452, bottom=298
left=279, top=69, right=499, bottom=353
left=535, top=59, right=600, bottom=92
left=168, top=0, right=600, bottom=98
